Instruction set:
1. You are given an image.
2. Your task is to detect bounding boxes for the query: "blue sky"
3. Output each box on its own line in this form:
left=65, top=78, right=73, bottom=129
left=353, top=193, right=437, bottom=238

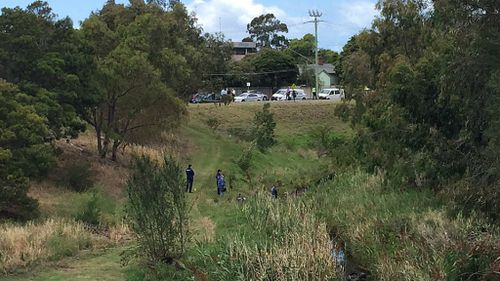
left=2, top=0, right=379, bottom=52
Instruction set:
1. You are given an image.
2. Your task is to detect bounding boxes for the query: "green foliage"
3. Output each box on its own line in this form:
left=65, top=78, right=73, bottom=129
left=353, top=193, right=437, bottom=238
left=205, top=117, right=220, bottom=132
left=252, top=103, right=276, bottom=151
left=337, top=0, right=500, bottom=221
left=57, top=161, right=95, bottom=192
left=236, top=143, right=254, bottom=174
left=285, top=33, right=315, bottom=63
left=308, top=170, right=500, bottom=280
left=47, top=228, right=92, bottom=261
left=252, top=48, right=298, bottom=87
left=247, top=13, right=288, bottom=49
left=0, top=80, right=55, bottom=220
left=0, top=2, right=93, bottom=138
left=80, top=1, right=233, bottom=159
left=75, top=192, right=101, bottom=226
left=125, top=155, right=188, bottom=264
left=310, top=126, right=347, bottom=157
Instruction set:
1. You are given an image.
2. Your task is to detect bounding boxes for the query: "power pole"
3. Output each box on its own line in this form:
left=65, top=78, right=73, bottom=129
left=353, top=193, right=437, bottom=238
left=307, top=10, right=323, bottom=95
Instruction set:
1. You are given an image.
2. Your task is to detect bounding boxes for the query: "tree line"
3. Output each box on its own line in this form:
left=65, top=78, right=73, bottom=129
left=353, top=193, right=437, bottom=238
left=336, top=0, right=499, bottom=222
left=0, top=0, right=232, bottom=220
left=0, top=0, right=335, bottom=221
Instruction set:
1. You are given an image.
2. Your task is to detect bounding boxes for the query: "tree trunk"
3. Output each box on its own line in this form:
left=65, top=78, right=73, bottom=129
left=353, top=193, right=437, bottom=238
left=111, top=140, right=120, bottom=161
left=96, top=126, right=103, bottom=156
left=101, top=135, right=109, bottom=159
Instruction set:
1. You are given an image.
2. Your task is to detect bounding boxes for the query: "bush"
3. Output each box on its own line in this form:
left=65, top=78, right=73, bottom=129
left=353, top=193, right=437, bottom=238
left=0, top=176, right=40, bottom=221
left=75, top=192, right=101, bottom=226
left=58, top=161, right=95, bottom=192
left=237, top=143, right=254, bottom=182
left=252, top=103, right=276, bottom=151
left=125, top=155, right=188, bottom=264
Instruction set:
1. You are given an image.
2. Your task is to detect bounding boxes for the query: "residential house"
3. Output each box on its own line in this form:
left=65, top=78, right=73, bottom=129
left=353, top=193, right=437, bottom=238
left=298, top=63, right=338, bottom=89
left=231, top=42, right=257, bottom=61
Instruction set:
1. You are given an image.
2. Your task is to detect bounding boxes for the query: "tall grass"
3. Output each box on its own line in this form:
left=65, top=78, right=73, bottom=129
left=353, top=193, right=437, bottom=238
left=194, top=194, right=341, bottom=281
left=0, top=218, right=132, bottom=273
left=0, top=219, right=91, bottom=273
left=308, top=170, right=500, bottom=280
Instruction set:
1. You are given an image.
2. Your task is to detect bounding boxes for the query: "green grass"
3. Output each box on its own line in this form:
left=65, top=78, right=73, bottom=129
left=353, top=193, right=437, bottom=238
left=2, top=248, right=125, bottom=281
left=7, top=101, right=497, bottom=281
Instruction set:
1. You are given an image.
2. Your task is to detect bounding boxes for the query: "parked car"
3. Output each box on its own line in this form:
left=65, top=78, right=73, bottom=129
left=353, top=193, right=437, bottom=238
left=234, top=93, right=261, bottom=102
left=318, top=88, right=344, bottom=100
left=271, top=89, right=306, bottom=101
left=190, top=93, right=222, bottom=103
left=243, top=90, right=268, bottom=101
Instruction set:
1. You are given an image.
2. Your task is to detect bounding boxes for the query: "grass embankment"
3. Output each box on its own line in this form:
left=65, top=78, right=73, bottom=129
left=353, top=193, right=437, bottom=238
left=3, top=101, right=498, bottom=280
left=309, top=171, right=499, bottom=280
left=1, top=101, right=346, bottom=280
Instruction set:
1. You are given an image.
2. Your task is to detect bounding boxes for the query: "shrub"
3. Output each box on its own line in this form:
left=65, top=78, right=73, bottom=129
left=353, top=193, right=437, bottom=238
left=58, top=161, right=95, bottom=192
left=236, top=143, right=254, bottom=182
left=0, top=80, right=54, bottom=221
left=0, top=177, right=39, bottom=221
left=311, top=126, right=346, bottom=157
left=252, top=103, right=276, bottom=151
left=75, top=192, right=101, bottom=226
left=125, top=155, right=188, bottom=264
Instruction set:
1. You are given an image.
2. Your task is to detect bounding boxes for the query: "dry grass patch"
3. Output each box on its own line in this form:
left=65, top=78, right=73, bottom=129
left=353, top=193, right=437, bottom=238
left=192, top=217, right=216, bottom=243
left=0, top=219, right=93, bottom=273
left=230, top=194, right=339, bottom=280
left=188, top=101, right=349, bottom=137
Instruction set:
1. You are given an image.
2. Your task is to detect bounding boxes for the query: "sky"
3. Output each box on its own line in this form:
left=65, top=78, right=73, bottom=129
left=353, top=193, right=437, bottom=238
left=1, top=0, right=379, bottom=52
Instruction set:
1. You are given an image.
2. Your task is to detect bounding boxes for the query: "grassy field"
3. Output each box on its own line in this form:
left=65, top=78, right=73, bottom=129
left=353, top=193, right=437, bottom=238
left=2, top=101, right=344, bottom=280
left=2, top=101, right=498, bottom=281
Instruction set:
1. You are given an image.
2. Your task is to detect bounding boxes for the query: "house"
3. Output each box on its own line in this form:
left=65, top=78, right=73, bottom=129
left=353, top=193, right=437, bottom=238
left=298, top=63, right=338, bottom=89
left=231, top=42, right=257, bottom=61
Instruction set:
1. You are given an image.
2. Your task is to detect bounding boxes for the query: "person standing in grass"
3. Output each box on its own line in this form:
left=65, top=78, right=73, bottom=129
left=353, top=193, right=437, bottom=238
left=185, top=164, right=195, bottom=193
left=271, top=185, right=278, bottom=199
left=216, top=169, right=222, bottom=195
left=217, top=171, right=226, bottom=196
left=312, top=87, right=317, bottom=100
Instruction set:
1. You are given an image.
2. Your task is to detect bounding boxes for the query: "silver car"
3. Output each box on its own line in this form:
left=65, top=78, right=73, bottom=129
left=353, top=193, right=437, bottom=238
left=234, top=93, right=261, bottom=102
left=244, top=90, right=268, bottom=101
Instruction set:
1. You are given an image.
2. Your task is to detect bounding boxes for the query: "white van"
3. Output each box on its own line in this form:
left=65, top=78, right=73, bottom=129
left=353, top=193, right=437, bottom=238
left=318, top=88, right=345, bottom=100
left=271, top=89, right=306, bottom=101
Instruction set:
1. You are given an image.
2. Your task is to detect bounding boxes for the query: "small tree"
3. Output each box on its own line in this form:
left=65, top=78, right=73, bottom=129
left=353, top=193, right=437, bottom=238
left=126, top=155, right=188, bottom=264
left=253, top=103, right=276, bottom=151
left=237, top=143, right=255, bottom=183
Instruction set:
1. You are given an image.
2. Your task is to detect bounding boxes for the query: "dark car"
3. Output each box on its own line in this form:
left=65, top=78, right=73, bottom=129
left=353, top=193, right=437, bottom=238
left=190, top=93, right=222, bottom=103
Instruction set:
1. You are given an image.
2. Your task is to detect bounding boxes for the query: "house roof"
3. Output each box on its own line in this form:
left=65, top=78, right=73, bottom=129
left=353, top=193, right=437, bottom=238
left=232, top=42, right=257, bottom=49
left=298, top=64, right=336, bottom=74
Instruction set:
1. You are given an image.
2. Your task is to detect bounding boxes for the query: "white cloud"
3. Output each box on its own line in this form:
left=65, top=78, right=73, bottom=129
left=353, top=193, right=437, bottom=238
left=186, top=0, right=287, bottom=40
left=337, top=1, right=377, bottom=31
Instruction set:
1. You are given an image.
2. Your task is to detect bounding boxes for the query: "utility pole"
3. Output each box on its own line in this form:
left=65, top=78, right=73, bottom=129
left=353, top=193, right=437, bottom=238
left=307, top=10, right=323, bottom=96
